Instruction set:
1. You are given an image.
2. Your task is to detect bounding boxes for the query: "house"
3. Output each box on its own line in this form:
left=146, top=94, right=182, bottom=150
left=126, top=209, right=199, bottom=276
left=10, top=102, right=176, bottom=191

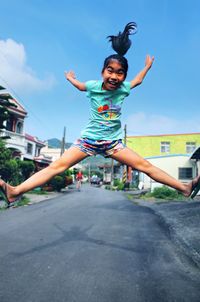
left=126, top=133, right=200, bottom=191
left=40, top=143, right=85, bottom=171
left=25, top=134, right=52, bottom=170
left=0, top=92, right=52, bottom=169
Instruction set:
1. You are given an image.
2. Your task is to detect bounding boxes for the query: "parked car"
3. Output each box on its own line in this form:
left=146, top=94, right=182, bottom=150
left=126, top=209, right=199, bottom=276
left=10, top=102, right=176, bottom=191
left=90, top=175, right=101, bottom=186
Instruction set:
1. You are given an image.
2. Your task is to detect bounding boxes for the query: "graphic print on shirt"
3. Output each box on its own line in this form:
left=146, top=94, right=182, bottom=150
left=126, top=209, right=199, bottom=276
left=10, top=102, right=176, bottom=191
left=97, top=97, right=121, bottom=120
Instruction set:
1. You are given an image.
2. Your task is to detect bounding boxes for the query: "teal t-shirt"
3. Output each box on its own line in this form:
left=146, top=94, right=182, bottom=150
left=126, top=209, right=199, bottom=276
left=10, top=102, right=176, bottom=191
left=81, top=80, right=131, bottom=140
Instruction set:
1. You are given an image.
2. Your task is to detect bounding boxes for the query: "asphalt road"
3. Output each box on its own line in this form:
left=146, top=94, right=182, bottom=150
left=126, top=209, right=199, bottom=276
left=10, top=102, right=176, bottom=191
left=0, top=185, right=200, bottom=302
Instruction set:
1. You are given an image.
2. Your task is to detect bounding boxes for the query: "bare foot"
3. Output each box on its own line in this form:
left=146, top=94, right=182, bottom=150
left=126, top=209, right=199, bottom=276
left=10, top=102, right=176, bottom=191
left=182, top=175, right=200, bottom=197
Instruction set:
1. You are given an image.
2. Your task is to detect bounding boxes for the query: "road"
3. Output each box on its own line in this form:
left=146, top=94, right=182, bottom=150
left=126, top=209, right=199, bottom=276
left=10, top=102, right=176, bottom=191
left=0, top=185, right=200, bottom=302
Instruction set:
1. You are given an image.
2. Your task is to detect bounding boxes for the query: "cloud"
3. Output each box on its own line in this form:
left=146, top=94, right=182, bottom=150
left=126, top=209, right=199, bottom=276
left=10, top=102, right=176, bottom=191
left=125, top=112, right=200, bottom=135
left=0, top=38, right=56, bottom=94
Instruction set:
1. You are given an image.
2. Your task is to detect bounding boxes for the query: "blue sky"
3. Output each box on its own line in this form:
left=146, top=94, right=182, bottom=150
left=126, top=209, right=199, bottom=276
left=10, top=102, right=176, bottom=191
left=0, top=0, right=200, bottom=143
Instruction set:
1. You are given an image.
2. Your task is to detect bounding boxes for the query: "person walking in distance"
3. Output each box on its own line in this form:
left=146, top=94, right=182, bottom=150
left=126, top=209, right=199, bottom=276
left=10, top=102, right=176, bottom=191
left=76, top=171, right=83, bottom=191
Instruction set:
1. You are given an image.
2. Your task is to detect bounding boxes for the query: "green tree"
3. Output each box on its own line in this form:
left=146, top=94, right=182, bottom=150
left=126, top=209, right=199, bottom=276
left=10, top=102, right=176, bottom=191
left=0, top=86, right=17, bottom=132
left=0, top=159, right=21, bottom=185
left=0, top=140, right=23, bottom=185
left=0, top=139, right=11, bottom=163
left=18, top=160, right=35, bottom=181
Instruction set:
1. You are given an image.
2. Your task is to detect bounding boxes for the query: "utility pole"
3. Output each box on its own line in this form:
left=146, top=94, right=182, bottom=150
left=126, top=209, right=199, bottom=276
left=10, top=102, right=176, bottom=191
left=124, top=124, right=127, bottom=146
left=111, top=158, right=114, bottom=186
left=88, top=162, right=91, bottom=183
left=60, top=126, right=66, bottom=156
left=123, top=124, right=127, bottom=183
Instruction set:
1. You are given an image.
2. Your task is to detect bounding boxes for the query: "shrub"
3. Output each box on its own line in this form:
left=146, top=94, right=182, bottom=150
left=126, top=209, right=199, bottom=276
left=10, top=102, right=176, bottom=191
left=151, top=186, right=179, bottom=200
left=49, top=175, right=66, bottom=192
left=117, top=182, right=124, bottom=190
left=65, top=176, right=73, bottom=185
left=0, top=159, right=22, bottom=185
left=113, top=179, right=124, bottom=190
left=18, top=160, right=35, bottom=180
left=64, top=169, right=72, bottom=177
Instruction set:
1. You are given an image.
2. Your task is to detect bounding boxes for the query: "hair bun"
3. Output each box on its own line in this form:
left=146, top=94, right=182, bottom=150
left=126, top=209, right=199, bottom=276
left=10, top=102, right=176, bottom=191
left=107, top=22, right=137, bottom=56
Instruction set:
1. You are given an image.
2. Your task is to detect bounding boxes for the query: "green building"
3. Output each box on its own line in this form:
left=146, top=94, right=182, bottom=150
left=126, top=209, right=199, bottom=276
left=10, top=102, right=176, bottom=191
left=127, top=133, right=200, bottom=158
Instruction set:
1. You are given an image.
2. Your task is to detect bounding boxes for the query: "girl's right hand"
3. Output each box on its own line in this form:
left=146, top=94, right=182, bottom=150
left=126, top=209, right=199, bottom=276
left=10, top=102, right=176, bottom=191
left=64, top=70, right=76, bottom=81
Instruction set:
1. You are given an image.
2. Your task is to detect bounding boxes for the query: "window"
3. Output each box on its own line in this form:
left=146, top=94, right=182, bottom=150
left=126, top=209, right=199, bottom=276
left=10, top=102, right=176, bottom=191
left=27, top=143, right=33, bottom=155
left=6, top=117, right=13, bottom=131
left=16, top=121, right=23, bottom=134
left=186, top=142, right=196, bottom=154
left=179, top=167, right=193, bottom=179
left=35, top=147, right=41, bottom=157
left=160, top=141, right=170, bottom=153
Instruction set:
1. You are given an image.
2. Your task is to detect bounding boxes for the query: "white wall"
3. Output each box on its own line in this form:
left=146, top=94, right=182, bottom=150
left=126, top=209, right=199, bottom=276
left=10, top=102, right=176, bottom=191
left=140, top=155, right=195, bottom=191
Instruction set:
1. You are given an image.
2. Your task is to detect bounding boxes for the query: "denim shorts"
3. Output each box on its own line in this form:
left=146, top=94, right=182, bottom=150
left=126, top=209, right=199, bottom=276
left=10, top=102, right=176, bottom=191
left=72, top=138, right=125, bottom=158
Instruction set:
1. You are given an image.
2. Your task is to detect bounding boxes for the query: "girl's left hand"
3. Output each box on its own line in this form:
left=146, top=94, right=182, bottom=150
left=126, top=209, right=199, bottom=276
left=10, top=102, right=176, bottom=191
left=145, top=55, right=154, bottom=69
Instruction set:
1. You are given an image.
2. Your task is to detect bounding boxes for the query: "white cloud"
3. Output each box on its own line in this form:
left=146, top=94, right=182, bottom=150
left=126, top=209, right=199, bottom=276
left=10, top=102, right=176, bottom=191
left=0, top=38, right=56, bottom=94
left=125, top=112, right=200, bottom=135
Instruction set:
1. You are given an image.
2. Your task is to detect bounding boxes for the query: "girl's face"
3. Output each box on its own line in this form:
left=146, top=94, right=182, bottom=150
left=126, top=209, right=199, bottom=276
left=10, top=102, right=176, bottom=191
left=102, top=59, right=126, bottom=91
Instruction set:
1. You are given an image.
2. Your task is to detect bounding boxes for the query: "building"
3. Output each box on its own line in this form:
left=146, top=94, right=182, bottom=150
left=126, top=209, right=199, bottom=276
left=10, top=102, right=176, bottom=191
left=25, top=134, right=52, bottom=169
left=40, top=144, right=84, bottom=171
left=0, top=95, right=28, bottom=158
left=0, top=92, right=52, bottom=169
left=127, top=133, right=200, bottom=158
left=126, top=133, right=200, bottom=191
left=40, top=145, right=62, bottom=162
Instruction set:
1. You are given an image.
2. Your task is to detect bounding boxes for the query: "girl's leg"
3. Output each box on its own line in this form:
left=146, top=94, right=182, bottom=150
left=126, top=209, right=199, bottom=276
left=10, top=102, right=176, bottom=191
left=1, top=147, right=88, bottom=202
left=111, top=147, right=197, bottom=196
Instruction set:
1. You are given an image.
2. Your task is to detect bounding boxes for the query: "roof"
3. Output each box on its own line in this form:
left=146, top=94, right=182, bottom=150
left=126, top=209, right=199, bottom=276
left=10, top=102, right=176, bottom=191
left=128, top=132, right=200, bottom=138
left=8, top=98, right=27, bottom=116
left=25, top=134, right=45, bottom=146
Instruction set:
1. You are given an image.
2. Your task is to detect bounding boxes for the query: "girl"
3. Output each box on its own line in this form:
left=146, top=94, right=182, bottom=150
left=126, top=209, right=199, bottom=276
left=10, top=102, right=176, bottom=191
left=0, top=22, right=200, bottom=206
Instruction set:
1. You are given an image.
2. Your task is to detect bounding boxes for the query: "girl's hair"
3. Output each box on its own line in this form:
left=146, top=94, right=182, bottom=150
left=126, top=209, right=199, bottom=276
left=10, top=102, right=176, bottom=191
left=102, top=22, right=137, bottom=78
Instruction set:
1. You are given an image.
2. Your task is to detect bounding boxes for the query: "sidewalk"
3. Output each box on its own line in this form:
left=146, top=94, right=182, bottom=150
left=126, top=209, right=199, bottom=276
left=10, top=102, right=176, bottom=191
left=24, top=191, right=60, bottom=205
left=0, top=191, right=61, bottom=208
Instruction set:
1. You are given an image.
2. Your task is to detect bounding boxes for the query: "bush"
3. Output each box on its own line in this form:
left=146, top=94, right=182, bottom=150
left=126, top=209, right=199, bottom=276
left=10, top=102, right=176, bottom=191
left=49, top=175, right=66, bottom=192
left=113, top=179, right=124, bottom=190
left=64, top=169, right=72, bottom=177
left=18, top=160, right=35, bottom=180
left=0, top=159, right=22, bottom=185
left=150, top=186, right=179, bottom=200
left=65, top=176, right=73, bottom=185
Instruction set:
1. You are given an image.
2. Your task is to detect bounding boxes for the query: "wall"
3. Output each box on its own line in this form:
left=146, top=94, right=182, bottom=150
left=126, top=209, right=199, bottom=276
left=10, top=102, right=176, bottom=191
left=127, top=133, right=200, bottom=157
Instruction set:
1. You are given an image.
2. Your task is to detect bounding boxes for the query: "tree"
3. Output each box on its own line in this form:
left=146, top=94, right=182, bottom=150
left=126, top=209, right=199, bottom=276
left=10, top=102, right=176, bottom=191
left=0, top=86, right=17, bottom=132
left=0, top=139, right=12, bottom=167
left=0, top=159, right=21, bottom=185
left=18, top=160, right=35, bottom=181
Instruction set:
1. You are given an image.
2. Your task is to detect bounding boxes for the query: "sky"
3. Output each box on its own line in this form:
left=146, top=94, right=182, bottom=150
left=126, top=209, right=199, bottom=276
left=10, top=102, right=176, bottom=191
left=0, top=0, right=200, bottom=143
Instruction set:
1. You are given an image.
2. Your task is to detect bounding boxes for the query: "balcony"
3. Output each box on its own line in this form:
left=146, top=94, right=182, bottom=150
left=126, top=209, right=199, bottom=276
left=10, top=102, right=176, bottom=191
left=0, top=129, right=26, bottom=155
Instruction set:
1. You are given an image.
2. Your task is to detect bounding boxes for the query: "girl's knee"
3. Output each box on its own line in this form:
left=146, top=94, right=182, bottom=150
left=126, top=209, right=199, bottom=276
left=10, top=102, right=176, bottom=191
left=49, top=159, right=69, bottom=173
left=135, top=159, right=152, bottom=172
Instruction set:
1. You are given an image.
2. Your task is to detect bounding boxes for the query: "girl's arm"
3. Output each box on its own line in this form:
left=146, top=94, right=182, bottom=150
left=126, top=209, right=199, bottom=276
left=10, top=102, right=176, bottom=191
left=130, top=55, right=154, bottom=89
left=64, top=71, right=86, bottom=91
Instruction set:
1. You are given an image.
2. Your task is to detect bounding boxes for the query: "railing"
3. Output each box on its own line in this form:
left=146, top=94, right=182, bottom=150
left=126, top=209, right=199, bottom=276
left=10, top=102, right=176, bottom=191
left=0, top=129, right=25, bottom=148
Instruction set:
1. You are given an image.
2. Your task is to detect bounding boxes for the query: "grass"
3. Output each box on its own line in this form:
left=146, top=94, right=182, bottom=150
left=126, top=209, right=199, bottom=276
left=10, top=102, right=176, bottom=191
left=0, top=195, right=31, bottom=210
left=126, top=192, right=189, bottom=204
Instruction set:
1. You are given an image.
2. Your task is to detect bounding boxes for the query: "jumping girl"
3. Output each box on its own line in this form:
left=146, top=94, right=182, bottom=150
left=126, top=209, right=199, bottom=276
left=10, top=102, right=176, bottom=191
left=0, top=22, right=200, bottom=206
